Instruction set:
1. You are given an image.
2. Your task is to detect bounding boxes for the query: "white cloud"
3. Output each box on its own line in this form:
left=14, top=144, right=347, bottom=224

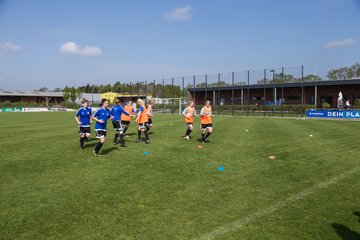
left=59, top=41, right=102, bottom=56
left=325, top=38, right=356, bottom=48
left=0, top=41, right=22, bottom=51
left=82, top=46, right=102, bottom=56
left=164, top=5, right=192, bottom=21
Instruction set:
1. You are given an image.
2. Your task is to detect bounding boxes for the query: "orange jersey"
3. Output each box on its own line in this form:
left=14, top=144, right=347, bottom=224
left=183, top=106, right=195, bottom=123
left=200, top=106, right=212, bottom=124
left=138, top=104, right=149, bottom=124
left=121, top=105, right=134, bottom=121
left=147, top=105, right=153, bottom=118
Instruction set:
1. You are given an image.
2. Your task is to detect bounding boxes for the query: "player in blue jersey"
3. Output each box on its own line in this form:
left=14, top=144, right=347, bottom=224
left=75, top=99, right=92, bottom=149
left=110, top=99, right=132, bottom=147
left=91, top=99, right=113, bottom=156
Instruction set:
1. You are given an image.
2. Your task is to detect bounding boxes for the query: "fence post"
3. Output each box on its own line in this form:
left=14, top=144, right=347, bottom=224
left=172, top=77, right=174, bottom=114
left=301, top=65, right=304, bottom=105
left=129, top=82, right=132, bottom=102
left=247, top=70, right=250, bottom=117
left=263, top=69, right=266, bottom=117
left=137, top=81, right=140, bottom=98
left=182, top=77, right=185, bottom=112
left=162, top=79, right=165, bottom=113
left=193, top=75, right=196, bottom=106
left=145, top=80, right=147, bottom=104
left=218, top=73, right=221, bottom=115
left=182, top=77, right=185, bottom=98
left=232, top=72, right=234, bottom=115
left=153, top=80, right=156, bottom=112
left=281, top=67, right=284, bottom=117
left=315, top=85, right=318, bottom=109
left=205, top=74, right=208, bottom=101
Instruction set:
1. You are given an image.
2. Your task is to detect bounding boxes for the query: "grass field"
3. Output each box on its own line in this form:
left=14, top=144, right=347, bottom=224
left=1, top=112, right=359, bottom=240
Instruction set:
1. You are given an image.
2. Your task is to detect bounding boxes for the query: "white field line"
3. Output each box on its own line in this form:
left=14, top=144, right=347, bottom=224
left=194, top=167, right=359, bottom=240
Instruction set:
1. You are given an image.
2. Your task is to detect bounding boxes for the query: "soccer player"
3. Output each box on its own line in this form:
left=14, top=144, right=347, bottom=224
left=121, top=100, right=135, bottom=137
left=91, top=99, right=112, bottom=156
left=146, top=100, right=154, bottom=134
left=135, top=99, right=150, bottom=144
left=182, top=101, right=196, bottom=140
left=111, top=99, right=132, bottom=147
left=75, top=99, right=92, bottom=149
left=200, top=100, right=213, bottom=143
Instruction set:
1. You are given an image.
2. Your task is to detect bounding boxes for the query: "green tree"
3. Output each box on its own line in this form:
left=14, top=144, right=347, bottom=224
left=353, top=99, right=360, bottom=109
left=297, top=74, right=322, bottom=82
left=63, top=86, right=70, bottom=101
left=37, top=87, right=49, bottom=92
left=322, top=102, right=331, bottom=109
left=53, top=87, right=62, bottom=92
left=327, top=63, right=360, bottom=80
left=70, top=87, right=77, bottom=102
left=257, top=78, right=271, bottom=84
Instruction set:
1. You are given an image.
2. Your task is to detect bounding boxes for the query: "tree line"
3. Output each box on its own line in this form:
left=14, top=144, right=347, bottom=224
left=62, top=82, right=183, bottom=100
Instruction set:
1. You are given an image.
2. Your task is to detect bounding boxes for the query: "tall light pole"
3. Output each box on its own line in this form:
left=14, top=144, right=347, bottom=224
left=270, top=70, right=275, bottom=105
left=139, top=81, right=144, bottom=99
left=270, top=70, right=276, bottom=115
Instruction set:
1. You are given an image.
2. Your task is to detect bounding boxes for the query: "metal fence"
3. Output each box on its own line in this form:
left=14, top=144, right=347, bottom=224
left=96, top=65, right=360, bottom=117
left=111, top=65, right=330, bottom=117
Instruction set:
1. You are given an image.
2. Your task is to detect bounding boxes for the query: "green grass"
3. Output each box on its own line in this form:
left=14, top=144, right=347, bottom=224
left=1, top=112, right=359, bottom=240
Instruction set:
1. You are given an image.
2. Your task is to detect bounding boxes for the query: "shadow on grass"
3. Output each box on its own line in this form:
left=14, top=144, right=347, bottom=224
left=124, top=133, right=136, bottom=137
left=86, top=138, right=97, bottom=142
left=101, top=147, right=118, bottom=155
left=332, top=223, right=360, bottom=240
left=85, top=142, right=98, bottom=148
left=354, top=211, right=360, bottom=223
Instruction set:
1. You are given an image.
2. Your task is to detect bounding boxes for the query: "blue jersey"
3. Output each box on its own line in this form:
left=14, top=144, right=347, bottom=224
left=135, top=106, right=144, bottom=114
left=92, top=108, right=111, bottom=130
left=76, top=107, right=92, bottom=127
left=110, top=105, right=130, bottom=121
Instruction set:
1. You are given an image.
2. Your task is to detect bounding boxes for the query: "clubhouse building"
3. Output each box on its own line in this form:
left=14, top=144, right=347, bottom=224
left=0, top=90, right=64, bottom=105
left=188, top=78, right=360, bottom=108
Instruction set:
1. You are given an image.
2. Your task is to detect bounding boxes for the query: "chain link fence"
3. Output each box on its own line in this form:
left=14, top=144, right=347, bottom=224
left=107, top=65, right=329, bottom=117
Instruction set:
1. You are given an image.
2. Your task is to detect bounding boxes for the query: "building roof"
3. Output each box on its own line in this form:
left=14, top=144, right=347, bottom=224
left=189, top=78, right=360, bottom=92
left=0, top=90, right=64, bottom=97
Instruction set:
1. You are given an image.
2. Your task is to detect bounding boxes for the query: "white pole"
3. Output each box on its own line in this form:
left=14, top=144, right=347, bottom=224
left=179, top=98, right=181, bottom=115
left=241, top=89, right=244, bottom=106
left=274, top=88, right=277, bottom=105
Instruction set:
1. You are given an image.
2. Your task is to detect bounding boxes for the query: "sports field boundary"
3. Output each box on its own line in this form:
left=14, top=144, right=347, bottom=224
left=193, top=167, right=359, bottom=240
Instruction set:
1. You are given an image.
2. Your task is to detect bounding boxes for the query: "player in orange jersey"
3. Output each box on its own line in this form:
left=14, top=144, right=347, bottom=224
left=182, top=101, right=196, bottom=140
left=146, top=99, right=154, bottom=135
left=199, top=100, right=213, bottom=143
left=135, top=99, right=150, bottom=144
left=121, top=100, right=135, bottom=137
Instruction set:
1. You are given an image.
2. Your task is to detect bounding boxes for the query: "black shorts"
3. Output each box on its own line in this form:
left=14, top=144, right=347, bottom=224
left=112, top=120, right=123, bottom=131
left=79, top=127, right=91, bottom=134
left=147, top=118, right=153, bottom=125
left=138, top=122, right=149, bottom=129
left=201, top=123, right=213, bottom=130
left=95, top=130, right=107, bottom=138
left=121, top=120, right=130, bottom=126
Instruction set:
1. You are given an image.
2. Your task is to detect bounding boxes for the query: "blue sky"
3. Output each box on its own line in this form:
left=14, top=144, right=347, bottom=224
left=0, top=0, right=359, bottom=90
